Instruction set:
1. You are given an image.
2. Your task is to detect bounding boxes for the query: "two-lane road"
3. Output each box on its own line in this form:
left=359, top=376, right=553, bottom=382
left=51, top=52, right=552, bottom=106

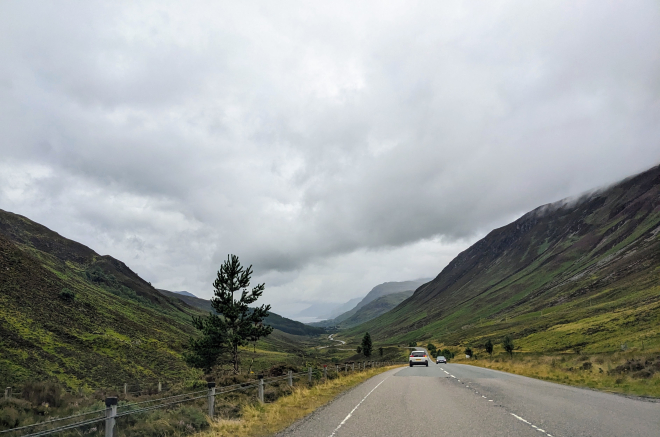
left=277, top=362, right=659, bottom=436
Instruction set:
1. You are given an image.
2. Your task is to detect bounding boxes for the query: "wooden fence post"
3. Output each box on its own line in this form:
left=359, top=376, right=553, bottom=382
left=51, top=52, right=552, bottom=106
left=105, top=397, right=117, bottom=437
left=207, top=382, right=216, bottom=418
left=258, top=376, right=264, bottom=403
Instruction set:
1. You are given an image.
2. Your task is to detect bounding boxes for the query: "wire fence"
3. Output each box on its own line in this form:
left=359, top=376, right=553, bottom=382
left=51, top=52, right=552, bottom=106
left=2, top=361, right=405, bottom=437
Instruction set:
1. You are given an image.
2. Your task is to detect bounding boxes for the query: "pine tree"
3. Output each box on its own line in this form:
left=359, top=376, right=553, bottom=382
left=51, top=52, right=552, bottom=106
left=185, top=313, right=230, bottom=372
left=485, top=339, right=494, bottom=356
left=361, top=332, right=373, bottom=357
left=503, top=335, right=515, bottom=358
left=186, top=255, right=273, bottom=373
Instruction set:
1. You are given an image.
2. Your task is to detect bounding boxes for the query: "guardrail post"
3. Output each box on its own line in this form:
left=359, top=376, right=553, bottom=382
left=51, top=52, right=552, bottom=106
left=207, top=382, right=216, bottom=418
left=78, top=386, right=83, bottom=397
left=336, top=364, right=339, bottom=374
left=308, top=366, right=312, bottom=383
left=288, top=370, right=293, bottom=387
left=4, top=387, right=11, bottom=399
left=258, top=376, right=264, bottom=403
left=352, top=363, right=355, bottom=372
left=123, top=383, right=127, bottom=395
left=105, top=397, right=117, bottom=437
left=323, top=365, right=327, bottom=380
left=157, top=381, right=162, bottom=393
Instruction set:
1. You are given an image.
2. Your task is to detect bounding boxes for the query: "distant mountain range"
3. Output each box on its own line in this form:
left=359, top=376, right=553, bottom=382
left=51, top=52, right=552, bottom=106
left=157, top=289, right=324, bottom=336
left=345, top=164, right=660, bottom=355
left=294, top=297, right=365, bottom=320
left=170, top=290, right=198, bottom=298
left=311, top=279, right=430, bottom=328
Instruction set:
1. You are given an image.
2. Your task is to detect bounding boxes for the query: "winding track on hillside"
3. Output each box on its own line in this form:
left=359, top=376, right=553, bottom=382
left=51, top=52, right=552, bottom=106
left=277, top=351, right=659, bottom=437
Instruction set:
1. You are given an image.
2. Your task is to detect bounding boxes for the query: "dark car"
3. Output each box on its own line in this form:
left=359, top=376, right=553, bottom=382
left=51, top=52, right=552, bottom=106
left=436, top=356, right=447, bottom=364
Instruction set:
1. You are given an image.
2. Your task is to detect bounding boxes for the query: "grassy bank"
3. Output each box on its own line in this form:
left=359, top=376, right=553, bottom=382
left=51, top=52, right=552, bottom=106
left=203, top=365, right=400, bottom=437
left=456, top=351, right=660, bottom=398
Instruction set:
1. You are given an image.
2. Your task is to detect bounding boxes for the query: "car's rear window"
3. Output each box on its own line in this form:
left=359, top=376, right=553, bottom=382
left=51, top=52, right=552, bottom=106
left=411, top=352, right=425, bottom=357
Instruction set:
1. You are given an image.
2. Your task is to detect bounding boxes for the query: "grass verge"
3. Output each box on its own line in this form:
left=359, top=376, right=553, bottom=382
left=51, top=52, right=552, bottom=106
left=457, top=352, right=660, bottom=398
left=203, top=365, right=400, bottom=437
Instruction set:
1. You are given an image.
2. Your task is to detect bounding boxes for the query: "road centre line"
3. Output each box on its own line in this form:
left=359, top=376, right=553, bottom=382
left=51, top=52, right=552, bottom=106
left=444, top=370, right=554, bottom=436
left=327, top=377, right=389, bottom=437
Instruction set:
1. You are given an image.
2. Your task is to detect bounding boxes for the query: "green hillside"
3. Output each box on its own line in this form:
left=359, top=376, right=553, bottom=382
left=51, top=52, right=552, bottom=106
left=158, top=289, right=326, bottom=336
left=0, top=210, right=306, bottom=389
left=333, top=290, right=414, bottom=328
left=312, top=279, right=428, bottom=327
left=346, top=164, right=660, bottom=355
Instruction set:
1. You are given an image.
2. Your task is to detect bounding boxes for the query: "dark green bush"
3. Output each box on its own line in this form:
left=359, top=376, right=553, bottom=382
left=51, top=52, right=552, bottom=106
left=58, top=288, right=75, bottom=302
left=21, top=382, right=63, bottom=408
left=0, top=407, right=19, bottom=428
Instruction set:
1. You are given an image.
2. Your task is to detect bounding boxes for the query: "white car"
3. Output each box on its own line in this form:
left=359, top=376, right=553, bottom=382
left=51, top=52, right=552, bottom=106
left=409, top=351, right=429, bottom=367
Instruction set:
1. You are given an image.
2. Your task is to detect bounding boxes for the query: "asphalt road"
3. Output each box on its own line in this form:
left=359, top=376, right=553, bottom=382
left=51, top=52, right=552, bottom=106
left=277, top=360, right=659, bottom=437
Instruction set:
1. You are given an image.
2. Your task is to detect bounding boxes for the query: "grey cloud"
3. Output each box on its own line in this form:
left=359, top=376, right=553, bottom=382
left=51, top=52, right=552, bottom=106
left=1, top=1, right=659, bottom=311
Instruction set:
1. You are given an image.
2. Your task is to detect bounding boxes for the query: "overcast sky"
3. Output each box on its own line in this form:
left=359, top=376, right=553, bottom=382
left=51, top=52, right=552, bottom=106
left=1, top=1, right=659, bottom=319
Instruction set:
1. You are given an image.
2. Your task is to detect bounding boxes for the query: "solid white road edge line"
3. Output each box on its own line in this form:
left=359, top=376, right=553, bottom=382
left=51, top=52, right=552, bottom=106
left=327, top=377, right=390, bottom=437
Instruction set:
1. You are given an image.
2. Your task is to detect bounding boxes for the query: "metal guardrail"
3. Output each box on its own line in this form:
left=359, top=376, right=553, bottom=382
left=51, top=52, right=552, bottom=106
left=2, top=361, right=405, bottom=437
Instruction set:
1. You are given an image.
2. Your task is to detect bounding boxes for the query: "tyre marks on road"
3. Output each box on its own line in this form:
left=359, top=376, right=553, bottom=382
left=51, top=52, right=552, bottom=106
left=440, top=367, right=555, bottom=436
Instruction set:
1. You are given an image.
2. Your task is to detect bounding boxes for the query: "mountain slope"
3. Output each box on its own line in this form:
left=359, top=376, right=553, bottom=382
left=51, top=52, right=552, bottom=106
left=312, top=279, right=428, bottom=327
left=323, top=297, right=363, bottom=319
left=336, top=290, right=414, bottom=328
left=0, top=229, right=200, bottom=389
left=0, top=210, right=306, bottom=388
left=158, top=289, right=325, bottom=336
left=347, top=164, right=660, bottom=354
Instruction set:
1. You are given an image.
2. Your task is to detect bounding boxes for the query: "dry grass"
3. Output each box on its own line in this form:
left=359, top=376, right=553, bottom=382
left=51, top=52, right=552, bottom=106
left=458, top=352, right=660, bottom=398
left=202, top=365, right=400, bottom=437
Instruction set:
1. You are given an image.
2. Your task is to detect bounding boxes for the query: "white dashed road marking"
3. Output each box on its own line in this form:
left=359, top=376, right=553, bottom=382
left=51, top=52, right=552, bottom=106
left=443, top=369, right=554, bottom=436
left=511, top=413, right=553, bottom=436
